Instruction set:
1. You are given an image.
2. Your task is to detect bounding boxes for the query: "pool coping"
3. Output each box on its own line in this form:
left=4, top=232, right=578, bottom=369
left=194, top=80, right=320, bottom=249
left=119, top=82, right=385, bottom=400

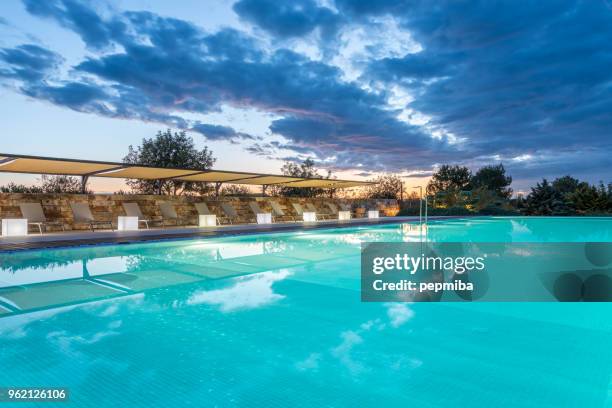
left=0, top=216, right=467, bottom=252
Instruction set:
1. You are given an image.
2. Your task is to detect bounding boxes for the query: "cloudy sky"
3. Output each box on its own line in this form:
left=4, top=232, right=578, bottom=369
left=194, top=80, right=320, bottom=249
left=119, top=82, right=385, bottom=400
left=1, top=0, right=611, bottom=192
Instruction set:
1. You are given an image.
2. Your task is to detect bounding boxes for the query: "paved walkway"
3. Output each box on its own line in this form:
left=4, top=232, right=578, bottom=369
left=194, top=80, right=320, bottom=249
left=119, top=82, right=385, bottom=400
left=0, top=216, right=442, bottom=251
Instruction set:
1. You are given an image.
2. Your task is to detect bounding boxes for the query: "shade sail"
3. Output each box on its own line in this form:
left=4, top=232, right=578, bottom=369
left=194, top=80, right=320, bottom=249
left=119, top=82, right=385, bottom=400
left=177, top=171, right=260, bottom=182
left=0, top=153, right=373, bottom=188
left=278, top=179, right=359, bottom=188
left=0, top=156, right=119, bottom=176
left=230, top=175, right=305, bottom=185
left=95, top=166, right=199, bottom=180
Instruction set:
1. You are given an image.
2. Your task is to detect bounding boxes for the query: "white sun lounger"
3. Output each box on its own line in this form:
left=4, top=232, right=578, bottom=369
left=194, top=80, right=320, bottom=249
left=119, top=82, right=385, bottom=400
left=305, top=202, right=332, bottom=220
left=270, top=200, right=297, bottom=221
left=248, top=201, right=273, bottom=223
left=70, top=202, right=113, bottom=232
left=159, top=202, right=184, bottom=226
left=122, top=202, right=153, bottom=229
left=19, top=202, right=65, bottom=234
left=220, top=202, right=240, bottom=224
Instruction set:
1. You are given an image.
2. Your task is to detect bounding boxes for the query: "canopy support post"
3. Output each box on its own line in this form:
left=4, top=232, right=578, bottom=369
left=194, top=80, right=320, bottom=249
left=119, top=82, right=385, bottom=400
left=215, top=182, right=222, bottom=197
left=81, top=175, right=89, bottom=194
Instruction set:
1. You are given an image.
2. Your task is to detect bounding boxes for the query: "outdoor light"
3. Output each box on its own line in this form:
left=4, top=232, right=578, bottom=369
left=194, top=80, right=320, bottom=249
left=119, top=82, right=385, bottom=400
left=117, top=216, right=139, bottom=231
left=303, top=211, right=317, bottom=222
left=199, top=214, right=217, bottom=227
left=1, top=218, right=28, bottom=237
left=368, top=210, right=379, bottom=219
left=338, top=210, right=351, bottom=220
left=256, top=213, right=272, bottom=224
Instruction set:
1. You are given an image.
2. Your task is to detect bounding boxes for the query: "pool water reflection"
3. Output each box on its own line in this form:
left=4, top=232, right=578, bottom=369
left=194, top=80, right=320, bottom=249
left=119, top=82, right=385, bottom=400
left=0, top=217, right=611, bottom=407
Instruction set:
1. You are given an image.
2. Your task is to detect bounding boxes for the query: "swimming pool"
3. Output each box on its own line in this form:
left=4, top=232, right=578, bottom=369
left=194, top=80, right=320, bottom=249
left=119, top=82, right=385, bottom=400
left=1, top=217, right=611, bottom=407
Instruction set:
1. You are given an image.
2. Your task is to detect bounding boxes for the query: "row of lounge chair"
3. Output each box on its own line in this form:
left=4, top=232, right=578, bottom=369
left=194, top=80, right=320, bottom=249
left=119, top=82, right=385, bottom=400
left=13, top=200, right=376, bottom=234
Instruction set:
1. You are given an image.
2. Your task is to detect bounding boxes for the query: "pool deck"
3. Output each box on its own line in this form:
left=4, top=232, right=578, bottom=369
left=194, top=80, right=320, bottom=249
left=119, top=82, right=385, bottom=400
left=0, top=216, right=457, bottom=252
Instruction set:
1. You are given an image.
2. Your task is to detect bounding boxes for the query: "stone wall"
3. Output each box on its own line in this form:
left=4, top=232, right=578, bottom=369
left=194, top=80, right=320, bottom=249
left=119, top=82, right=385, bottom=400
left=0, top=193, right=399, bottom=232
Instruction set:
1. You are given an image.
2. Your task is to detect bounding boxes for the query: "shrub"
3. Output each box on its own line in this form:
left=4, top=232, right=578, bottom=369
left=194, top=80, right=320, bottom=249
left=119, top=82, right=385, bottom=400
left=477, top=205, right=520, bottom=216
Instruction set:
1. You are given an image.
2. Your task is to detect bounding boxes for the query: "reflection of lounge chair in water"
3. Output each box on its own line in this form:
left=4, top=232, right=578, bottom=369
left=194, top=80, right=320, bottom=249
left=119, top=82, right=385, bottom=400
left=0, top=280, right=120, bottom=312
left=93, top=269, right=203, bottom=291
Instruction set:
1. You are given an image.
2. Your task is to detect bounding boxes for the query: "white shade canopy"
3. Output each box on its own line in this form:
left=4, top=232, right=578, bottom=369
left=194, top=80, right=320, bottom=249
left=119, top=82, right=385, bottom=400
left=0, top=153, right=373, bottom=188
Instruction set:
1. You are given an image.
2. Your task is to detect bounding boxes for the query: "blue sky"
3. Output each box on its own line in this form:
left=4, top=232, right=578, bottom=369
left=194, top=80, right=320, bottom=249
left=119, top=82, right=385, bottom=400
left=1, top=0, right=611, bottom=193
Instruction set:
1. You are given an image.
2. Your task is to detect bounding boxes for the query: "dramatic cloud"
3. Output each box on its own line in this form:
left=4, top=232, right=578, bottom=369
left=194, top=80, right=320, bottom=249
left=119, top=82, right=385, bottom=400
left=1, top=0, right=611, bottom=185
left=191, top=123, right=255, bottom=142
left=233, top=0, right=341, bottom=39
left=0, top=44, right=62, bottom=81
left=23, top=0, right=126, bottom=49
left=356, top=0, right=612, bottom=177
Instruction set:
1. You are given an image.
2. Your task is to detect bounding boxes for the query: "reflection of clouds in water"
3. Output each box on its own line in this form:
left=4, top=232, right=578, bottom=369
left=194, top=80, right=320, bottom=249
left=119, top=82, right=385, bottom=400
left=46, top=320, right=122, bottom=358
left=82, top=293, right=146, bottom=316
left=331, top=330, right=365, bottom=374
left=48, top=323, right=121, bottom=347
left=385, top=303, right=414, bottom=328
left=297, top=304, right=417, bottom=375
left=390, top=357, right=423, bottom=371
left=295, top=353, right=321, bottom=372
left=0, top=294, right=143, bottom=340
left=187, top=270, right=290, bottom=312
left=0, top=308, right=66, bottom=339
left=359, top=319, right=386, bottom=331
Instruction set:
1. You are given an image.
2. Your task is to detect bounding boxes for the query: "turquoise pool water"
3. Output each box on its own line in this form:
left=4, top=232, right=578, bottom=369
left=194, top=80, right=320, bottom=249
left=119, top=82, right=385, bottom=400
left=0, top=217, right=611, bottom=407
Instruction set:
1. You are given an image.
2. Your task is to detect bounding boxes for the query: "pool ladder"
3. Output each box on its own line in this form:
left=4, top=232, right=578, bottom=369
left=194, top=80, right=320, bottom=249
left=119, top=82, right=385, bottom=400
left=418, top=195, right=428, bottom=242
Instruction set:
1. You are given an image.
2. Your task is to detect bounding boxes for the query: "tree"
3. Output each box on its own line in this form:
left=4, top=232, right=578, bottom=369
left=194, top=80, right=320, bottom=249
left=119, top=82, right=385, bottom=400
left=272, top=159, right=333, bottom=198
left=40, top=175, right=86, bottom=193
left=366, top=175, right=403, bottom=199
left=427, top=165, right=471, bottom=207
left=124, top=130, right=215, bottom=195
left=470, top=164, right=512, bottom=198
left=219, top=185, right=251, bottom=196
left=566, top=183, right=599, bottom=213
left=567, top=182, right=611, bottom=214
left=0, top=182, right=43, bottom=193
left=552, top=175, right=583, bottom=197
left=525, top=179, right=571, bottom=215
left=0, top=176, right=86, bottom=194
left=427, top=165, right=471, bottom=195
